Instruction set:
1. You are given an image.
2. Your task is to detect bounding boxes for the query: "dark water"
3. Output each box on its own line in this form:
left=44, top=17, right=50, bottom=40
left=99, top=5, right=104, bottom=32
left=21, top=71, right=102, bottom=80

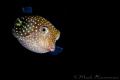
left=4, top=1, right=120, bottom=80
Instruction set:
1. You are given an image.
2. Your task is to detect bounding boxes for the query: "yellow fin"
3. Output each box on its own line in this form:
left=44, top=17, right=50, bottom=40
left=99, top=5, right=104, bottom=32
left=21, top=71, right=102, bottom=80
left=15, top=18, right=22, bottom=26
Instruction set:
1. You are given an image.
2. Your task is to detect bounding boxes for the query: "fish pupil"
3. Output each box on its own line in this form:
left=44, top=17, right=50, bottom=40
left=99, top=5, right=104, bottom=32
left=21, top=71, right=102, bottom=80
left=42, top=26, right=46, bottom=31
left=42, top=28, right=46, bottom=31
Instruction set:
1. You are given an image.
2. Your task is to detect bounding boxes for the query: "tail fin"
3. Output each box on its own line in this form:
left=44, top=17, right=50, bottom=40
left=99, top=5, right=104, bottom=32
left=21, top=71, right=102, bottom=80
left=49, top=46, right=63, bottom=55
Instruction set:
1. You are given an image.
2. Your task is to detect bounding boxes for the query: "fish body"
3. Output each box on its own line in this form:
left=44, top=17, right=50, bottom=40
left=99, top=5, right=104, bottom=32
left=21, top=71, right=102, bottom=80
left=12, top=15, right=62, bottom=54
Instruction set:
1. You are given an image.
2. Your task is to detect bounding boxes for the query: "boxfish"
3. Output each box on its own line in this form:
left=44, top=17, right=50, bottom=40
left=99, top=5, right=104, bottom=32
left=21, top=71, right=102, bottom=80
left=12, top=15, right=63, bottom=55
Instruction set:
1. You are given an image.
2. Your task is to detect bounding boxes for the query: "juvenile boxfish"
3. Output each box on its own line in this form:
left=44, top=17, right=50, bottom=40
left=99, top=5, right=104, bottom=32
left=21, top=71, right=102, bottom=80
left=12, top=15, right=63, bottom=54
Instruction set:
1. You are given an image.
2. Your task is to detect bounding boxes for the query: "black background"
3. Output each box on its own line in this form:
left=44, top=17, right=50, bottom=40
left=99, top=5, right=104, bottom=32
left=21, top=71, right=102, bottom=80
left=4, top=0, right=119, bottom=80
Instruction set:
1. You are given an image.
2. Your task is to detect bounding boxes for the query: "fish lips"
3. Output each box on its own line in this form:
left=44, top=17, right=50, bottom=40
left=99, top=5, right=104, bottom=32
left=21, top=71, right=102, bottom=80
left=47, top=44, right=55, bottom=51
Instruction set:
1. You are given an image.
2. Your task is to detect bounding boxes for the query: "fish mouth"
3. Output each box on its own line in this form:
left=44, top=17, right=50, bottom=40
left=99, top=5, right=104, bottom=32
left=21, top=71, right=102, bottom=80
left=48, top=48, right=55, bottom=51
left=47, top=44, right=55, bottom=51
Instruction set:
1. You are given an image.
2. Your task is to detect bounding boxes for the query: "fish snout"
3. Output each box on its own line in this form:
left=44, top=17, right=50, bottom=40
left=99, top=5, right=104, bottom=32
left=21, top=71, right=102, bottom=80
left=56, top=30, right=60, bottom=41
left=48, top=44, right=55, bottom=51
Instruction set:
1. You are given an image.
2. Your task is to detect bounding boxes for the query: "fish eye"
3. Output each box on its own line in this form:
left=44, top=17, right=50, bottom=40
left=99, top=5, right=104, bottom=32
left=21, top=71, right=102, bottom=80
left=40, top=26, right=48, bottom=34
